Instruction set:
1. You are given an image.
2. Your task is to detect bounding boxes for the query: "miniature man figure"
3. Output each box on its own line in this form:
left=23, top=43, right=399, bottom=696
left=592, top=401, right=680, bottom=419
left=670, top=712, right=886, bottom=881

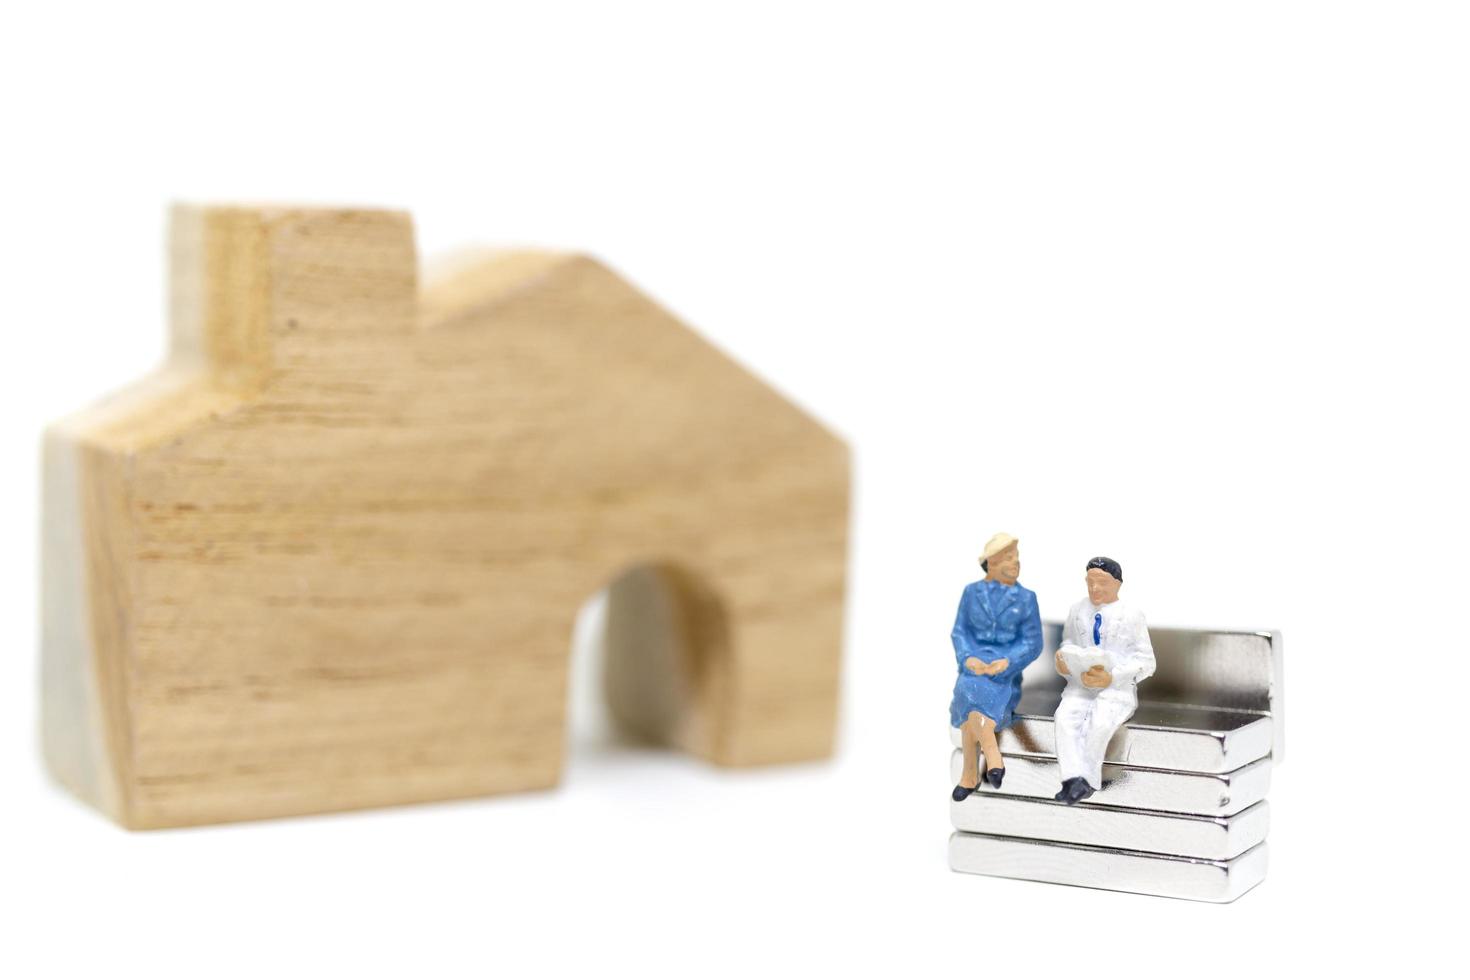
left=1052, top=557, right=1156, bottom=804
left=950, top=533, right=1043, bottom=801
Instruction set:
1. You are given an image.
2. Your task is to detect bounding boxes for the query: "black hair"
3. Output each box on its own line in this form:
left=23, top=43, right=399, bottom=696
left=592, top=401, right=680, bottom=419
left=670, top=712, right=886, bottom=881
left=980, top=559, right=988, bottom=571
left=1086, top=556, right=1122, bottom=582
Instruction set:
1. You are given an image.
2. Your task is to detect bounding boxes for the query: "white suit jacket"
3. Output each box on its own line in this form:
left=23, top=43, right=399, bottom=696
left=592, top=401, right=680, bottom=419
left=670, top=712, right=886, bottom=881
left=1060, top=598, right=1156, bottom=691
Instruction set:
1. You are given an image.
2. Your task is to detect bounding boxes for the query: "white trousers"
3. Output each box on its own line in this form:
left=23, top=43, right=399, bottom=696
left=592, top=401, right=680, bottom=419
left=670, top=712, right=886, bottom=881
left=1054, top=685, right=1138, bottom=789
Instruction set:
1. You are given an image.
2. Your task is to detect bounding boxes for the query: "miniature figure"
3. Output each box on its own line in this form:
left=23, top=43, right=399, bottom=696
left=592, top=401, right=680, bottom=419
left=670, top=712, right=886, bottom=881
left=950, top=533, right=1043, bottom=801
left=1052, top=557, right=1156, bottom=804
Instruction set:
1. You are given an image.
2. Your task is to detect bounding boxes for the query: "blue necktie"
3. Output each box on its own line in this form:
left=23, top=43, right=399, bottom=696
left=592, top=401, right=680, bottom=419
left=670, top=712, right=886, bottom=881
left=1093, top=612, right=1102, bottom=646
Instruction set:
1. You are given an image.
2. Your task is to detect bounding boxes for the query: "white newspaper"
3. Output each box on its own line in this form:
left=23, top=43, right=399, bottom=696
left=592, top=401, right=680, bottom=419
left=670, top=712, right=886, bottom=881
left=1058, top=642, right=1115, bottom=683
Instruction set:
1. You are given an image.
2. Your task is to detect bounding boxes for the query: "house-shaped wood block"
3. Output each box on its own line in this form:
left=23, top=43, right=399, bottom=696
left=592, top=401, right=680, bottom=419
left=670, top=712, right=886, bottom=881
left=41, top=206, right=850, bottom=829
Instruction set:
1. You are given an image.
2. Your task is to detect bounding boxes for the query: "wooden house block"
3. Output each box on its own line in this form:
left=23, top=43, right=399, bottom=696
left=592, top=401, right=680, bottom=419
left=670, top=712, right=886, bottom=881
left=41, top=206, right=850, bottom=829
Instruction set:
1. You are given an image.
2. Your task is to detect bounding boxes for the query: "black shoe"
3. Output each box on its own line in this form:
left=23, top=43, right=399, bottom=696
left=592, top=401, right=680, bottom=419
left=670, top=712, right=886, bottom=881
left=1054, top=777, right=1085, bottom=804
left=1067, top=778, right=1096, bottom=804
left=985, top=767, right=1005, bottom=789
left=952, top=784, right=976, bottom=802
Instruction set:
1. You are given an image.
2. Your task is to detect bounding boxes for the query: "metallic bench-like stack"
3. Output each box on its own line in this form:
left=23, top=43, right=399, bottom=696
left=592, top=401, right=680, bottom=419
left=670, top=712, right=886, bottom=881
left=949, top=624, right=1283, bottom=903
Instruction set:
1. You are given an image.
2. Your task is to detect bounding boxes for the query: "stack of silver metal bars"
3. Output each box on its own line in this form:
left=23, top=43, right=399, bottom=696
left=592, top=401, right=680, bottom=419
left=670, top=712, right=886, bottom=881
left=949, top=623, right=1283, bottom=903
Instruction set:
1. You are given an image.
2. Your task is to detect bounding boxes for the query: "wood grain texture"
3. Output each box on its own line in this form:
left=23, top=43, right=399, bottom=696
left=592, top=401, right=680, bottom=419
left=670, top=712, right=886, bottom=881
left=41, top=206, right=850, bottom=828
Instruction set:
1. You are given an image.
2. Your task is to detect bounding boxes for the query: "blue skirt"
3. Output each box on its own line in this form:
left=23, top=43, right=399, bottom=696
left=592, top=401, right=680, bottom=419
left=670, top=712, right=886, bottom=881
left=950, top=672, right=1021, bottom=730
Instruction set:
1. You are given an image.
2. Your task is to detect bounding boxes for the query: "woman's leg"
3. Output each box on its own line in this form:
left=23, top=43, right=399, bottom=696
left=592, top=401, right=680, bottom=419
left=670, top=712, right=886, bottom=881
left=977, top=715, right=1003, bottom=772
left=959, top=711, right=986, bottom=788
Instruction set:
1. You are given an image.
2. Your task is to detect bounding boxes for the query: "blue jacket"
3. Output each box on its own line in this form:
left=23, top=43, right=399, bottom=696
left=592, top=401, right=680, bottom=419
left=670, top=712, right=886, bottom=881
left=949, top=579, right=1043, bottom=730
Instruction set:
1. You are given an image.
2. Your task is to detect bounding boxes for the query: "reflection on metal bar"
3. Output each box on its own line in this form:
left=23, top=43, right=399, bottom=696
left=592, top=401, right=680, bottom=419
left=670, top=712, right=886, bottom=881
left=1010, top=622, right=1284, bottom=762
left=949, top=695, right=1272, bottom=774
left=949, top=832, right=1268, bottom=903
left=951, top=794, right=1269, bottom=860
left=950, top=750, right=1270, bottom=817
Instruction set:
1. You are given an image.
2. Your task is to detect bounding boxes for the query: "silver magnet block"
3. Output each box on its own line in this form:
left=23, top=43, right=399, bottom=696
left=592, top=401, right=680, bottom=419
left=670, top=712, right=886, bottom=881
left=948, top=832, right=1268, bottom=903
left=998, top=623, right=1284, bottom=763
left=951, top=794, right=1270, bottom=860
left=950, top=695, right=1274, bottom=773
left=950, top=750, right=1270, bottom=817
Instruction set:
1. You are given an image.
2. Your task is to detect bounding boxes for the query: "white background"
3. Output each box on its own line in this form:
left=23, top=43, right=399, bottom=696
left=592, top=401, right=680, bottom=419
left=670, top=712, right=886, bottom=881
left=2, top=1, right=1463, bottom=975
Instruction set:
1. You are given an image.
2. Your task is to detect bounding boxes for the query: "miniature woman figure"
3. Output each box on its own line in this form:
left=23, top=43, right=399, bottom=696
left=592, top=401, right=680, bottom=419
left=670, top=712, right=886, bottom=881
left=1052, top=557, right=1156, bottom=804
left=950, top=533, right=1043, bottom=800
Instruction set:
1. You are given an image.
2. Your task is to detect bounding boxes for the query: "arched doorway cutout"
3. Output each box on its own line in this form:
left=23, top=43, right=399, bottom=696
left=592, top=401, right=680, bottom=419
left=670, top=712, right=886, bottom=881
left=565, top=562, right=732, bottom=767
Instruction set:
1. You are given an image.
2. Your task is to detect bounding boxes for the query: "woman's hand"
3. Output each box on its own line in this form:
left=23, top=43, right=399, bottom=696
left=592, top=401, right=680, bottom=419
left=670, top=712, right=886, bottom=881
left=1055, top=649, right=1069, bottom=676
left=986, top=658, right=1009, bottom=676
left=965, top=656, right=985, bottom=675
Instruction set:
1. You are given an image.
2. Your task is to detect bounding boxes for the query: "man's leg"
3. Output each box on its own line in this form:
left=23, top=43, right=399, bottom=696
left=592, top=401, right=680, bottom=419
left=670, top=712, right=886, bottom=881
left=1082, top=691, right=1138, bottom=789
left=1052, top=690, right=1093, bottom=783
